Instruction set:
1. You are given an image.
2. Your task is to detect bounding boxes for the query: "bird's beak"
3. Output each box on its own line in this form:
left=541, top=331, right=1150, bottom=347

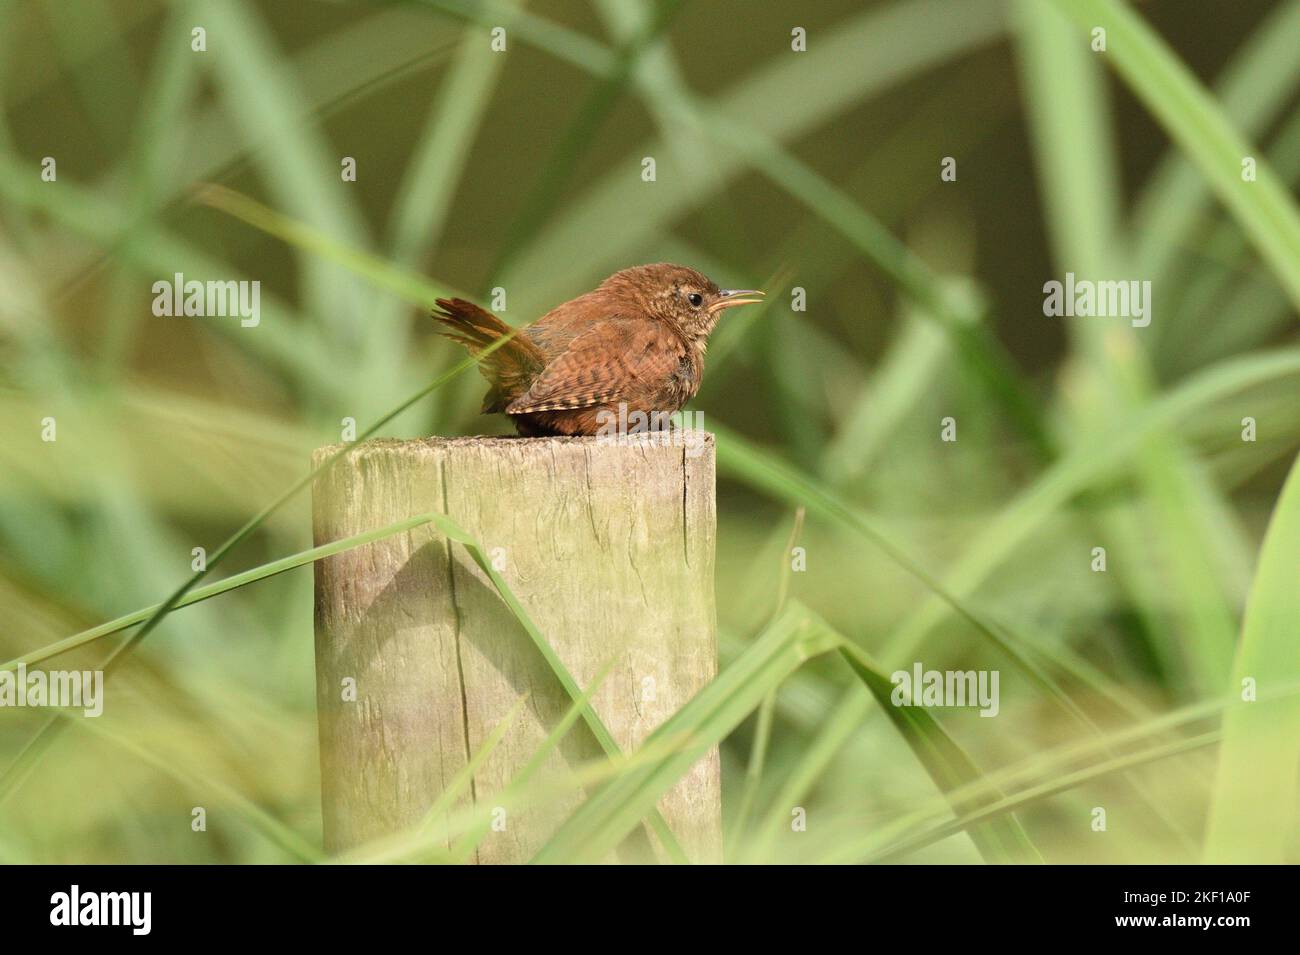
left=711, top=289, right=765, bottom=313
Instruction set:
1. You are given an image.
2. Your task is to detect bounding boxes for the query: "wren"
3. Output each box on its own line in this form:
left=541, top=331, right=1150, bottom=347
left=432, top=263, right=763, bottom=436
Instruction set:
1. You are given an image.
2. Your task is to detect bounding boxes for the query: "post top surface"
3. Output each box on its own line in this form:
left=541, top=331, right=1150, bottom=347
left=313, top=431, right=715, bottom=461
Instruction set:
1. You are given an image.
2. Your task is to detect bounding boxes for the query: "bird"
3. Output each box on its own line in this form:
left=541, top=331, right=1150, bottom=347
left=431, top=263, right=763, bottom=436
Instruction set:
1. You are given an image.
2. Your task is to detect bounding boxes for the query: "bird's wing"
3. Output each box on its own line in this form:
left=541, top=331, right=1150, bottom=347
left=506, top=318, right=681, bottom=414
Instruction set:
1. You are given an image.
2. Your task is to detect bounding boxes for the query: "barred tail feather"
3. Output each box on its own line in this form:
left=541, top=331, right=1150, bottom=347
left=431, top=298, right=545, bottom=412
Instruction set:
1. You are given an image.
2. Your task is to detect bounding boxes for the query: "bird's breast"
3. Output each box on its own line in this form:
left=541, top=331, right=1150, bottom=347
left=668, top=352, right=701, bottom=403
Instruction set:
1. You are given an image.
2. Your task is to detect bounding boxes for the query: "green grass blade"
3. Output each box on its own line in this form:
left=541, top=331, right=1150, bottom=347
left=842, top=678, right=1300, bottom=863
left=863, top=731, right=1217, bottom=864
left=1132, top=0, right=1300, bottom=296
left=448, top=661, right=616, bottom=863
left=0, top=345, right=500, bottom=805
left=821, top=308, right=950, bottom=484
left=1014, top=0, right=1120, bottom=276
left=712, top=419, right=1101, bottom=727
left=1204, top=451, right=1300, bottom=862
left=0, top=150, right=343, bottom=398
left=36, top=0, right=140, bottom=155
left=1016, top=0, right=1240, bottom=699
left=489, top=0, right=685, bottom=279
left=201, top=0, right=373, bottom=347
left=1167, top=109, right=1300, bottom=370
left=744, top=686, right=873, bottom=864
left=839, top=646, right=1041, bottom=864
left=76, top=716, right=323, bottom=863
left=426, top=512, right=689, bottom=864
left=197, top=184, right=470, bottom=305
left=530, top=602, right=841, bottom=864
left=724, top=507, right=803, bottom=858
left=482, top=0, right=1006, bottom=306
left=417, top=694, right=530, bottom=845
left=388, top=1, right=520, bottom=265
left=368, top=0, right=523, bottom=393
left=725, top=686, right=777, bottom=862
left=0, top=510, right=462, bottom=671
left=873, top=347, right=1300, bottom=663
left=1049, top=0, right=1300, bottom=311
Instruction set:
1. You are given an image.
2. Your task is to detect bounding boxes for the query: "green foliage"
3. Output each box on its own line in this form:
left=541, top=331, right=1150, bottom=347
left=1, top=0, right=1297, bottom=864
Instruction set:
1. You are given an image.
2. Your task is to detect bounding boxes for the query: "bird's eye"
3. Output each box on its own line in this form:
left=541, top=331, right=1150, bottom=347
left=687, top=292, right=704, bottom=307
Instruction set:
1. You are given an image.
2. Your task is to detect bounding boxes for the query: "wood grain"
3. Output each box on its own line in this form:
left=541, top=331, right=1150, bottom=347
left=312, top=433, right=719, bottom=863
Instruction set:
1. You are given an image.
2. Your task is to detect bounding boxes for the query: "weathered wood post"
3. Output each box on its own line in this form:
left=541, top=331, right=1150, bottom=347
left=312, top=433, right=720, bottom=863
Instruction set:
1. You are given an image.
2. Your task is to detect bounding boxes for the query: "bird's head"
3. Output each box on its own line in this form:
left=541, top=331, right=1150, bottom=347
left=600, top=263, right=764, bottom=342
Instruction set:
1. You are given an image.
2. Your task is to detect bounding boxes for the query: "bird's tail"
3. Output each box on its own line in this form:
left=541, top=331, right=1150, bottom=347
left=431, top=298, right=546, bottom=412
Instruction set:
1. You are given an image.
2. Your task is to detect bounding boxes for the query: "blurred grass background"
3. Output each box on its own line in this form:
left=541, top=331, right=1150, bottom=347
left=1, top=0, right=1298, bottom=863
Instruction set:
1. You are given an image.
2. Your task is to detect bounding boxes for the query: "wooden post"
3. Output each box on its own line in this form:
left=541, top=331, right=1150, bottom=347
left=311, top=433, right=720, bottom=863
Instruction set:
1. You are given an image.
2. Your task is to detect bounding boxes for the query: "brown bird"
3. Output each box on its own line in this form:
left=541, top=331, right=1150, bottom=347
left=432, top=263, right=763, bottom=436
